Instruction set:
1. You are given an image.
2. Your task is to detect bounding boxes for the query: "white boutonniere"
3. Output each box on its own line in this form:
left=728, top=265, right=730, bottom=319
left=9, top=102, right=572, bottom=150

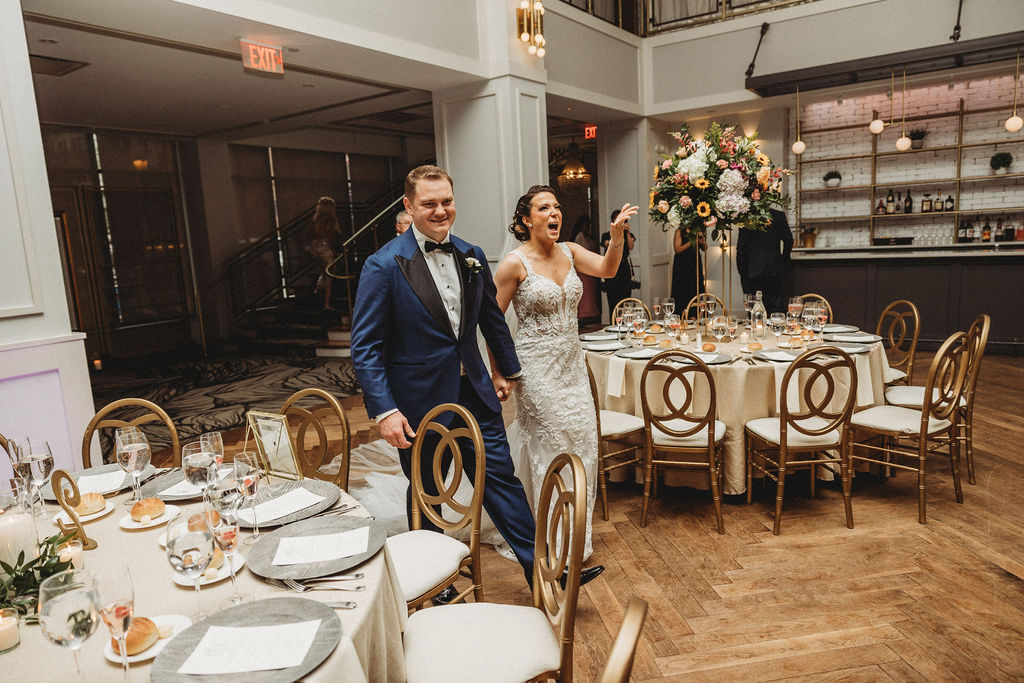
left=464, top=256, right=483, bottom=275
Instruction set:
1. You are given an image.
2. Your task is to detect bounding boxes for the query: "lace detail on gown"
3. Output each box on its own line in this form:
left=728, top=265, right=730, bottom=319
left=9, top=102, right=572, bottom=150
left=508, top=243, right=598, bottom=560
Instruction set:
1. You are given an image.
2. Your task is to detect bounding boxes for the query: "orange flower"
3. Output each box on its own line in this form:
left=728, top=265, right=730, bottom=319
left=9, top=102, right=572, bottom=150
left=756, top=153, right=770, bottom=165
left=694, top=178, right=710, bottom=189
left=649, top=191, right=656, bottom=209
left=696, top=201, right=711, bottom=217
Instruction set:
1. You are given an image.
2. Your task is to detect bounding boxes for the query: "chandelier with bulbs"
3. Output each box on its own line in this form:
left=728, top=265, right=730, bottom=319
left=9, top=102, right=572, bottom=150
left=516, top=1, right=546, bottom=58
left=557, top=142, right=591, bottom=194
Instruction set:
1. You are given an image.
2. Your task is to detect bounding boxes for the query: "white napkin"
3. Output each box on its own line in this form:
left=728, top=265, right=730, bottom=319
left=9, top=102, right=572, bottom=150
left=237, top=487, right=325, bottom=524
left=762, top=350, right=796, bottom=362
left=159, top=469, right=233, bottom=497
left=824, top=324, right=853, bottom=333
left=585, top=341, right=623, bottom=351
left=832, top=334, right=874, bottom=342
left=695, top=352, right=718, bottom=363
left=75, top=470, right=126, bottom=495
left=272, top=526, right=370, bottom=565
left=606, top=356, right=627, bottom=398
left=582, top=332, right=618, bottom=341
left=176, top=620, right=321, bottom=674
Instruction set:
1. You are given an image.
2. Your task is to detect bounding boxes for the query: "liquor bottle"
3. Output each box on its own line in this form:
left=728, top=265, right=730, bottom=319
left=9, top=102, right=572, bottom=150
left=934, top=190, right=944, bottom=212
left=995, top=218, right=1005, bottom=242
left=957, top=219, right=968, bottom=243
left=945, top=195, right=955, bottom=211
left=750, top=291, right=767, bottom=340
left=886, top=189, right=895, bottom=214
left=973, top=216, right=982, bottom=242
left=895, top=192, right=903, bottom=213
left=875, top=198, right=886, bottom=215
left=904, top=189, right=913, bottom=213
left=982, top=217, right=992, bottom=242
left=922, top=194, right=932, bottom=212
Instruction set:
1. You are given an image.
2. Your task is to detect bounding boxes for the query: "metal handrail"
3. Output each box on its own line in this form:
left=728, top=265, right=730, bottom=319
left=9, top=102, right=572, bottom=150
left=341, top=194, right=405, bottom=251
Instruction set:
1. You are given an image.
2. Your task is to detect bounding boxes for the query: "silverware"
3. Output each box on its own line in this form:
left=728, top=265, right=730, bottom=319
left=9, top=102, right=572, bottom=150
left=326, top=601, right=357, bottom=609
left=308, top=503, right=360, bottom=519
left=283, top=578, right=366, bottom=592
left=301, top=573, right=364, bottom=583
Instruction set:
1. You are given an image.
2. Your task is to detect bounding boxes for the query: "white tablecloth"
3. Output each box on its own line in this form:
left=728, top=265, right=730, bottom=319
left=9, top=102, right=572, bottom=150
left=5, top=486, right=406, bottom=682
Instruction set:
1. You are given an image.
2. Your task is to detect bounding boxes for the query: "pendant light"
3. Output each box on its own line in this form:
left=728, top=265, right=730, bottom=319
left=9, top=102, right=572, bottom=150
left=791, top=86, right=806, bottom=155
left=1006, top=48, right=1023, bottom=133
left=869, top=72, right=894, bottom=135
left=895, top=69, right=912, bottom=151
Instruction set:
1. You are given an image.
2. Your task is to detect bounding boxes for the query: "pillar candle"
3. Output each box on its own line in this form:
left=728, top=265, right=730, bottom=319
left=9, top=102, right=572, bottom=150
left=0, top=510, right=38, bottom=576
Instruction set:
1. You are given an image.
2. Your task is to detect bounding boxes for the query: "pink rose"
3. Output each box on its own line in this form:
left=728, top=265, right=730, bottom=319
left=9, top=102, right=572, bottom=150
left=661, top=160, right=672, bottom=169
left=751, top=189, right=761, bottom=201
left=716, top=159, right=728, bottom=168
left=676, top=148, right=686, bottom=158
left=704, top=216, right=717, bottom=227
left=679, top=196, right=692, bottom=208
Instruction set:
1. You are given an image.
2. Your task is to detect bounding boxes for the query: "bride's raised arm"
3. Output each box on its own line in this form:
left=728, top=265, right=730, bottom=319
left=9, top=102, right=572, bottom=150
left=570, top=202, right=640, bottom=279
left=493, top=252, right=527, bottom=314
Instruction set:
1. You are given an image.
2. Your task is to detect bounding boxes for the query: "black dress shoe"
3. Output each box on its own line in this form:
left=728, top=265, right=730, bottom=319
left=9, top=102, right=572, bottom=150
left=431, top=585, right=459, bottom=606
left=559, top=564, right=605, bottom=589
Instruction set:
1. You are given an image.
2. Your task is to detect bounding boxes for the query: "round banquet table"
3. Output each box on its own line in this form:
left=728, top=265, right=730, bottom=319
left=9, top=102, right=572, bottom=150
left=585, top=331, right=889, bottom=495
left=5, top=486, right=406, bottom=682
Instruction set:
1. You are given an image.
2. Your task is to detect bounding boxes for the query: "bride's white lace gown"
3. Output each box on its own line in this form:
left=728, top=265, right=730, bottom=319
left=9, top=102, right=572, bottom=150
left=508, top=244, right=598, bottom=559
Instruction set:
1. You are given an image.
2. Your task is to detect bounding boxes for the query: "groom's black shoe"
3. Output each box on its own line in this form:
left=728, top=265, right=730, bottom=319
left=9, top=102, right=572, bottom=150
left=431, top=585, right=460, bottom=606
left=560, top=565, right=605, bottom=589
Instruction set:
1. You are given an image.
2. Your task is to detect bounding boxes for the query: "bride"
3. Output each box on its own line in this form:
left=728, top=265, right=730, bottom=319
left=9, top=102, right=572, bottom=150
left=494, top=185, right=639, bottom=560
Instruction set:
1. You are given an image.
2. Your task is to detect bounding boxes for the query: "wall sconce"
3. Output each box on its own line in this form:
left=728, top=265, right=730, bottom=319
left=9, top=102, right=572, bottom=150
left=516, top=1, right=545, bottom=57
left=132, top=159, right=149, bottom=171
left=791, top=86, right=806, bottom=155
left=1006, top=48, right=1023, bottom=133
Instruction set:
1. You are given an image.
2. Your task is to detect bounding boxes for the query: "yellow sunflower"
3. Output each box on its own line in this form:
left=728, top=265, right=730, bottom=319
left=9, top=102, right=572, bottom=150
left=653, top=164, right=660, bottom=180
left=649, top=191, right=656, bottom=209
left=694, top=178, right=710, bottom=189
left=757, top=153, right=770, bottom=165
left=696, top=201, right=711, bottom=217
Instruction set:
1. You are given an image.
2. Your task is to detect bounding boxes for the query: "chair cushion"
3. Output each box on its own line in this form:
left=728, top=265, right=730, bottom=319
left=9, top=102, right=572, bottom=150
left=745, top=416, right=841, bottom=448
left=600, top=410, right=645, bottom=436
left=652, top=418, right=726, bottom=447
left=851, top=405, right=952, bottom=435
left=883, top=366, right=907, bottom=383
left=405, top=603, right=561, bottom=683
left=885, top=385, right=966, bottom=409
left=386, top=529, right=470, bottom=602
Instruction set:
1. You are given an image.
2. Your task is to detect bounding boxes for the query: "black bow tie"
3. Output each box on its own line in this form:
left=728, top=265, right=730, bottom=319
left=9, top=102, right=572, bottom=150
left=425, top=241, right=454, bottom=254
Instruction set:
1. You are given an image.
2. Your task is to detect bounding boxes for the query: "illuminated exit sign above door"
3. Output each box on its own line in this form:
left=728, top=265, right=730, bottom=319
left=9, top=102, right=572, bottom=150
left=240, top=40, right=284, bottom=75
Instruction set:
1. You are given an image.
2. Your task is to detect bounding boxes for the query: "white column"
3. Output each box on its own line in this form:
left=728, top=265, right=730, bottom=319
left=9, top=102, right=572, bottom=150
left=0, top=0, right=94, bottom=480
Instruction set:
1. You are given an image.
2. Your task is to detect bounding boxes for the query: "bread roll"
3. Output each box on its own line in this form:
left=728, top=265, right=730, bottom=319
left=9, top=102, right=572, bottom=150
left=648, top=323, right=663, bottom=333
left=702, top=342, right=717, bottom=352
left=74, top=492, right=105, bottom=516
left=643, top=335, right=657, bottom=345
left=748, top=341, right=763, bottom=351
left=791, top=336, right=805, bottom=348
left=187, top=510, right=220, bottom=531
left=209, top=546, right=225, bottom=570
left=659, top=339, right=673, bottom=349
left=112, top=617, right=158, bottom=656
left=131, top=497, right=165, bottom=522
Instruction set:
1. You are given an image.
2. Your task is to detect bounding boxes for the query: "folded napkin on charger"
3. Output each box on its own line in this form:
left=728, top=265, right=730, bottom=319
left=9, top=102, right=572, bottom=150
left=237, top=487, right=325, bottom=525
left=762, top=350, right=796, bottom=362
left=585, top=341, right=622, bottom=351
left=75, top=470, right=126, bottom=495
left=177, top=620, right=321, bottom=674
left=272, top=526, right=370, bottom=565
left=832, top=334, right=875, bottom=342
left=582, top=332, right=618, bottom=341
left=606, top=356, right=627, bottom=398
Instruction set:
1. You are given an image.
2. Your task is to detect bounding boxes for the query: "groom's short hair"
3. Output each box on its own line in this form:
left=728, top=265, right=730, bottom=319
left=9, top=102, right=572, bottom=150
left=405, top=165, right=454, bottom=200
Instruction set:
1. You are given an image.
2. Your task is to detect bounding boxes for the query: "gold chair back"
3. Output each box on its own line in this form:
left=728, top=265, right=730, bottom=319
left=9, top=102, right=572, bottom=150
left=778, top=346, right=858, bottom=439
left=279, top=388, right=352, bottom=490
left=533, top=451, right=587, bottom=682
left=599, top=597, right=649, bottom=683
left=799, top=293, right=833, bottom=323
left=82, top=398, right=179, bottom=468
left=875, top=299, right=921, bottom=381
left=960, top=314, right=990, bottom=484
left=684, top=293, right=726, bottom=320
left=612, top=297, right=652, bottom=322
left=921, top=331, right=970, bottom=426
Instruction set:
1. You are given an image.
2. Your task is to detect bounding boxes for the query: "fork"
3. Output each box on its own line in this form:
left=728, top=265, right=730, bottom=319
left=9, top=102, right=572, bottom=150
left=282, top=578, right=366, bottom=592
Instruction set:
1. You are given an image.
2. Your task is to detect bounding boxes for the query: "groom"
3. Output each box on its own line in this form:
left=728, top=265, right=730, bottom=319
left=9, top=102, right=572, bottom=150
left=351, top=165, right=541, bottom=589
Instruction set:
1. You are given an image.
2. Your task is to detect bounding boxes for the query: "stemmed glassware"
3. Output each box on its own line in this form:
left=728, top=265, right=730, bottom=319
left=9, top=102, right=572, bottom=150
left=208, top=462, right=248, bottom=606
left=38, top=569, right=100, bottom=681
left=182, top=442, right=216, bottom=510
left=652, top=297, right=662, bottom=322
left=12, top=439, right=53, bottom=519
left=665, top=314, right=681, bottom=349
left=166, top=518, right=214, bottom=622
left=632, top=311, right=648, bottom=346
left=726, top=316, right=740, bottom=342
left=769, top=312, right=787, bottom=347
left=802, top=303, right=819, bottom=341
left=744, top=293, right=756, bottom=325
left=200, top=432, right=225, bottom=467
left=662, top=297, right=675, bottom=318
left=115, top=427, right=150, bottom=506
left=815, top=304, right=830, bottom=343
left=235, top=452, right=263, bottom=546
left=788, top=296, right=804, bottom=321
left=620, top=306, right=635, bottom=347
left=709, top=314, right=728, bottom=346
left=96, top=566, right=134, bottom=682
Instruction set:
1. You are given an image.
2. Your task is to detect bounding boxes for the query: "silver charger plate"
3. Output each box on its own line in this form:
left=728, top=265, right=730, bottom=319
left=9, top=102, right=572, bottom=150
left=823, top=333, right=882, bottom=343
left=823, top=324, right=859, bottom=333
left=247, top=514, right=386, bottom=580
left=581, top=340, right=628, bottom=351
left=681, top=352, right=732, bottom=365
left=238, top=479, right=341, bottom=529
left=150, top=597, right=341, bottom=683
left=42, top=463, right=156, bottom=501
left=824, top=342, right=871, bottom=354
left=604, top=324, right=631, bottom=332
left=754, top=349, right=799, bottom=362
left=140, top=470, right=203, bottom=502
left=579, top=332, right=619, bottom=341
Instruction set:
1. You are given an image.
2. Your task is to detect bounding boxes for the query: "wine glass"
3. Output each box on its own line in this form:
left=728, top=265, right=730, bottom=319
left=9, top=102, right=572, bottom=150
left=802, top=303, right=819, bottom=340
left=166, top=519, right=213, bottom=621
left=632, top=312, right=648, bottom=346
left=652, top=297, right=661, bottom=321
left=96, top=566, right=134, bottom=682
left=235, top=452, right=263, bottom=545
left=13, top=439, right=53, bottom=519
left=816, top=305, right=830, bottom=342
left=664, top=314, right=681, bottom=349
left=662, top=297, right=675, bottom=317
left=115, top=427, right=150, bottom=506
left=213, top=512, right=248, bottom=608
left=199, top=432, right=225, bottom=467
left=769, top=312, right=786, bottom=347
left=726, top=316, right=740, bottom=342
left=182, top=442, right=216, bottom=509
left=620, top=307, right=635, bottom=346
left=788, top=296, right=804, bottom=320
left=38, top=569, right=100, bottom=681
left=709, top=315, right=728, bottom=345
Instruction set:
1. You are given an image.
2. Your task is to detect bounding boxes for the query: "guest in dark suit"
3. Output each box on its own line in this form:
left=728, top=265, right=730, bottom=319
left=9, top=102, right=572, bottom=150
left=350, top=165, right=537, bottom=583
left=737, top=208, right=794, bottom=314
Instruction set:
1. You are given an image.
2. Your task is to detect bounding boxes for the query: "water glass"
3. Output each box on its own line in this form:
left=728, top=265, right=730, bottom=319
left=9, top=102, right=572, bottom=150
left=787, top=297, right=804, bottom=319
left=769, top=313, right=786, bottom=346
left=166, top=519, right=213, bottom=621
left=743, top=293, right=756, bottom=323
left=115, top=427, right=150, bottom=506
left=12, top=439, right=53, bottom=519
left=662, top=297, right=675, bottom=317
left=665, top=314, right=681, bottom=348
left=182, top=442, right=216, bottom=509
left=38, top=569, right=100, bottom=681
left=710, top=315, right=728, bottom=344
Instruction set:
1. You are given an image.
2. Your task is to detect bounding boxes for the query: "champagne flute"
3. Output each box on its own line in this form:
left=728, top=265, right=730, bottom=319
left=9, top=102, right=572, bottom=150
left=662, top=297, right=675, bottom=317
left=621, top=307, right=635, bottom=347
left=166, top=519, right=213, bottom=621
left=816, top=305, right=830, bottom=343
left=199, top=432, right=225, bottom=467
left=115, top=428, right=150, bottom=506
left=38, top=569, right=100, bottom=681
left=613, top=309, right=625, bottom=341
left=665, top=314, right=681, bottom=349
left=96, top=566, right=134, bottom=682
left=652, top=297, right=661, bottom=321
left=212, top=512, right=248, bottom=607
left=235, top=452, right=263, bottom=545
left=744, top=293, right=755, bottom=324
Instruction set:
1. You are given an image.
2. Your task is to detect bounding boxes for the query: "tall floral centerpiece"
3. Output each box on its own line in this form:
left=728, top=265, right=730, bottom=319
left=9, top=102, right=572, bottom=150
left=649, top=122, right=790, bottom=318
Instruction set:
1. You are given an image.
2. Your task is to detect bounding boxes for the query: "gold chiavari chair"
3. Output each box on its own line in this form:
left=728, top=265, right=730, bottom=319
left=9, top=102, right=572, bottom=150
left=885, top=314, right=989, bottom=485
left=587, top=360, right=644, bottom=521
left=683, top=293, right=726, bottom=321
left=875, top=299, right=921, bottom=386
left=850, top=330, right=970, bottom=523
left=82, top=398, right=180, bottom=468
left=599, top=597, right=649, bottom=683
left=402, top=452, right=587, bottom=682
left=799, top=292, right=833, bottom=323
left=612, top=297, right=652, bottom=322
left=279, top=388, right=351, bottom=490
left=639, top=350, right=726, bottom=532
left=386, top=403, right=485, bottom=611
left=745, top=347, right=858, bottom=535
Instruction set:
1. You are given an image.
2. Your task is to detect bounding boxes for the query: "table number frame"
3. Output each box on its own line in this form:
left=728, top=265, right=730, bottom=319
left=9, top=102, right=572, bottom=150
left=244, top=411, right=302, bottom=483
left=50, top=469, right=98, bottom=550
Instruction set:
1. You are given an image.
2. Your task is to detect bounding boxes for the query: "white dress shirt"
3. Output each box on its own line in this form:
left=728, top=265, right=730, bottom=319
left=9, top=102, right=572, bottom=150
left=412, top=226, right=462, bottom=337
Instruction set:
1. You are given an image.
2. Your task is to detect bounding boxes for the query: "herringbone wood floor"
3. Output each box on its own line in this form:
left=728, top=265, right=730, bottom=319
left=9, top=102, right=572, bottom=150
left=473, top=352, right=1024, bottom=681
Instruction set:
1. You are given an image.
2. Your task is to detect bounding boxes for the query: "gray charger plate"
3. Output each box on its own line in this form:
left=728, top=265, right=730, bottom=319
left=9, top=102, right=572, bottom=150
left=43, top=463, right=156, bottom=501
left=238, top=479, right=341, bottom=529
left=247, top=514, right=386, bottom=580
left=140, top=470, right=204, bottom=501
left=825, top=342, right=870, bottom=354
left=823, top=333, right=882, bottom=343
left=754, top=349, right=799, bottom=362
left=151, top=597, right=340, bottom=682
left=581, top=341, right=628, bottom=351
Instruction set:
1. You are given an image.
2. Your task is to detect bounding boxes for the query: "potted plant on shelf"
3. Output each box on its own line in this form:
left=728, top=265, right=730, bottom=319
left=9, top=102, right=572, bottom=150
left=823, top=170, right=842, bottom=188
left=991, top=152, right=1013, bottom=175
left=909, top=128, right=928, bottom=149
left=799, top=226, right=818, bottom=248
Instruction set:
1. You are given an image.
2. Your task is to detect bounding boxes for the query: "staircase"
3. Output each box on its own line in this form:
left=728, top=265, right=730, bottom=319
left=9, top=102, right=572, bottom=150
left=315, top=326, right=351, bottom=358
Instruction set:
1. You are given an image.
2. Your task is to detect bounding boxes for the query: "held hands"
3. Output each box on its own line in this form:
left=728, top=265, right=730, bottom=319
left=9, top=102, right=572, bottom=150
left=609, top=203, right=641, bottom=241
left=492, top=373, right=514, bottom=402
left=380, top=411, right=416, bottom=449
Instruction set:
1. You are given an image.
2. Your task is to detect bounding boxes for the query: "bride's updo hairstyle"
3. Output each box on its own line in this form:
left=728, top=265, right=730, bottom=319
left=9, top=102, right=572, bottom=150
left=508, top=184, right=558, bottom=242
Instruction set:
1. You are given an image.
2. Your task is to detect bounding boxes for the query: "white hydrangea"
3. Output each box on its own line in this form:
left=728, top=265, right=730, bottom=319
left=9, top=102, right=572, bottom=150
left=716, top=193, right=750, bottom=218
left=667, top=203, right=683, bottom=228
left=716, top=168, right=747, bottom=194
left=676, top=152, right=709, bottom=180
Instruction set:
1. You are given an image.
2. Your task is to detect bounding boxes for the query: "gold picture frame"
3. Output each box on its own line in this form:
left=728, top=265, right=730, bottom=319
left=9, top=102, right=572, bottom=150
left=244, top=411, right=302, bottom=483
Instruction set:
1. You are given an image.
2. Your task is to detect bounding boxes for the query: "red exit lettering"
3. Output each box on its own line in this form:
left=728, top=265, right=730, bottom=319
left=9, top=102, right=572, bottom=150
left=240, top=40, right=284, bottom=74
left=584, top=124, right=597, bottom=139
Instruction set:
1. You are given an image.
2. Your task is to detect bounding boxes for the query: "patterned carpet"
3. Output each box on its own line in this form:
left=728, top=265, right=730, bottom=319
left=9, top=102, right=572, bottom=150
left=90, top=349, right=360, bottom=452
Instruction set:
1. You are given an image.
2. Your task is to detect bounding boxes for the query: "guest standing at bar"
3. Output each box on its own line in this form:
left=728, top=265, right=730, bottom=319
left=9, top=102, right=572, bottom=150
left=737, top=208, right=793, bottom=314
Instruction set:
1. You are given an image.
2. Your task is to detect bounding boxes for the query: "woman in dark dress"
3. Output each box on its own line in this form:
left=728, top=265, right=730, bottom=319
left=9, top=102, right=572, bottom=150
left=601, top=208, right=637, bottom=314
left=671, top=226, right=705, bottom=312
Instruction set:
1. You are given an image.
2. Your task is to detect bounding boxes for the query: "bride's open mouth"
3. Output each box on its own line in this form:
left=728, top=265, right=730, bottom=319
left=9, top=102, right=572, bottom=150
left=547, top=222, right=560, bottom=237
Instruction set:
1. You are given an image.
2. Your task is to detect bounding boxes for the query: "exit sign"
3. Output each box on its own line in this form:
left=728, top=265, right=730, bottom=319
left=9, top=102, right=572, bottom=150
left=584, top=124, right=598, bottom=139
left=240, top=40, right=284, bottom=74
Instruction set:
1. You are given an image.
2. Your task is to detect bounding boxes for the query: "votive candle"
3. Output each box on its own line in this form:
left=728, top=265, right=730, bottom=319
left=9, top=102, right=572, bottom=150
left=0, top=608, right=19, bottom=653
left=58, top=539, right=85, bottom=570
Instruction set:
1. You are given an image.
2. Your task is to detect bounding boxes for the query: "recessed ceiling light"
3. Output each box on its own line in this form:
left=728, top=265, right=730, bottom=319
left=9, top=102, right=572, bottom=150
left=287, top=47, right=300, bottom=52
left=567, top=106, right=573, bottom=111
left=302, top=83, right=315, bottom=88
left=39, top=38, right=58, bottom=44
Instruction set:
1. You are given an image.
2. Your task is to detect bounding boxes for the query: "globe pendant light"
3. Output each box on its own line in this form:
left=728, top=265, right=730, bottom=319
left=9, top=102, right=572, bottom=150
left=791, top=86, right=806, bottom=155
left=869, top=72, right=894, bottom=135
left=1006, top=49, right=1023, bottom=133
left=895, top=69, right=911, bottom=152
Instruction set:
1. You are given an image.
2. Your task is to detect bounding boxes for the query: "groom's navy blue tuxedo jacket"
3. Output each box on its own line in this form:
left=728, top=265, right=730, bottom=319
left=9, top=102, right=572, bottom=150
left=350, top=228, right=521, bottom=430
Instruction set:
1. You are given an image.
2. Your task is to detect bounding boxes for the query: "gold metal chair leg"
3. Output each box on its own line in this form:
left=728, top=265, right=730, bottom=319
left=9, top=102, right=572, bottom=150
left=745, top=434, right=754, bottom=505
left=598, top=451, right=610, bottom=521
left=709, top=445, right=725, bottom=534
left=841, top=441, right=854, bottom=529
left=640, top=447, right=653, bottom=528
left=773, top=454, right=787, bottom=535
left=917, top=445, right=927, bottom=525
left=951, top=428, right=964, bottom=505
left=964, top=419, right=976, bottom=485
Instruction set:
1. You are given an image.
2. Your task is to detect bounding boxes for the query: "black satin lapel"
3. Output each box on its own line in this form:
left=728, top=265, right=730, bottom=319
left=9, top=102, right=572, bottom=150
left=454, top=247, right=476, bottom=341
left=395, top=251, right=455, bottom=339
